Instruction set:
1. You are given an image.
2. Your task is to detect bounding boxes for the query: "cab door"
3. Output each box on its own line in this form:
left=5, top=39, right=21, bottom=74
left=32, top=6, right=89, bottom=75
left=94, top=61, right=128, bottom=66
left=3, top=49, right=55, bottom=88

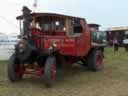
left=75, top=19, right=91, bottom=56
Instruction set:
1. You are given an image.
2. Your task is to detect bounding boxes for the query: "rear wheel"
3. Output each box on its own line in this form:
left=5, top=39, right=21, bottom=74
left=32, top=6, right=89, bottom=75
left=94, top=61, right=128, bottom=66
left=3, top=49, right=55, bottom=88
left=8, top=55, right=24, bottom=82
left=44, top=56, right=56, bottom=87
left=87, top=49, right=104, bottom=71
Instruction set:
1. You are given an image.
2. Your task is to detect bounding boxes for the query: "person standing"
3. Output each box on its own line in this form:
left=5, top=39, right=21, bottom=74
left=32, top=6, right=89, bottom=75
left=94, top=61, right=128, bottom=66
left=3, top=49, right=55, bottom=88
left=113, top=38, right=119, bottom=52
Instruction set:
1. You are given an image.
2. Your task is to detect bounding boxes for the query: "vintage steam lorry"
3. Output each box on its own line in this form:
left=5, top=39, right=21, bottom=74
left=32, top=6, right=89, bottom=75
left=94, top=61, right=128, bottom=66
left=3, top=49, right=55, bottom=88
left=8, top=6, right=106, bottom=87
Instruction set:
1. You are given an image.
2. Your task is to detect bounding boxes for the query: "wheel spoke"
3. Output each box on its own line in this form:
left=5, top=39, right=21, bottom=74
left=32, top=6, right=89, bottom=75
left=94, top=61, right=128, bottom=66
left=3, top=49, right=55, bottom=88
left=44, top=56, right=56, bottom=87
left=96, top=51, right=103, bottom=69
left=51, top=64, right=56, bottom=80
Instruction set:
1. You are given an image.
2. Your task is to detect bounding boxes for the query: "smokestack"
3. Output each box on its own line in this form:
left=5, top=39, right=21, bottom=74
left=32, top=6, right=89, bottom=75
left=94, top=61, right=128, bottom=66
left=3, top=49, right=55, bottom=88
left=22, top=6, right=31, bottom=39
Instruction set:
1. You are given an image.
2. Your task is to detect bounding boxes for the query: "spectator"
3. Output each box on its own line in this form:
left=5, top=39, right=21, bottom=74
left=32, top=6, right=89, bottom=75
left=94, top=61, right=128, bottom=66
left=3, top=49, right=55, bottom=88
left=113, top=38, right=119, bottom=52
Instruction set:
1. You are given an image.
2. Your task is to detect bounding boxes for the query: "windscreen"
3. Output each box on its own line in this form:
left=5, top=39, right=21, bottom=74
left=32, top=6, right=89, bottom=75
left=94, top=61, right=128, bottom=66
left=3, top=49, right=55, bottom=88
left=91, top=31, right=107, bottom=44
left=38, top=18, right=66, bottom=35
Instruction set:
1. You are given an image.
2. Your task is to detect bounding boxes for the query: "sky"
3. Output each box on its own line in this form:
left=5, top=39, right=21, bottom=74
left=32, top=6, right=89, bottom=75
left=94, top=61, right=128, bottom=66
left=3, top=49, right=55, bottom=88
left=0, top=0, right=128, bottom=35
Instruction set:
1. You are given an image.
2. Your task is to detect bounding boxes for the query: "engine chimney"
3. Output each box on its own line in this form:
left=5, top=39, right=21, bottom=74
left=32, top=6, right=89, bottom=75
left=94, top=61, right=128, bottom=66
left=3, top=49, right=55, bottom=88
left=22, top=6, right=31, bottom=39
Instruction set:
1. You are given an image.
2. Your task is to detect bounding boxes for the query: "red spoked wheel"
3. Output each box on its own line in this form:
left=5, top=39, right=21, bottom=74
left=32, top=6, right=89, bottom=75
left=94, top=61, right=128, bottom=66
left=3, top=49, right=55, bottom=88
left=50, top=63, right=56, bottom=81
left=8, top=55, right=24, bottom=82
left=96, top=50, right=104, bottom=70
left=15, top=65, right=24, bottom=78
left=87, top=49, right=104, bottom=71
left=44, top=56, right=56, bottom=87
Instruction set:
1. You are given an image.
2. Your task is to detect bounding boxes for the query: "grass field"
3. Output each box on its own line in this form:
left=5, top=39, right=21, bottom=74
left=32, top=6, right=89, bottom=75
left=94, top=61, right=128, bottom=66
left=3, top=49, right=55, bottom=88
left=0, top=48, right=128, bottom=96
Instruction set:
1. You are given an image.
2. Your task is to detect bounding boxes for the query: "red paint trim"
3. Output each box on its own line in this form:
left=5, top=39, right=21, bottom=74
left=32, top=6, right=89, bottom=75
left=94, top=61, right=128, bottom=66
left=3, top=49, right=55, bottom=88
left=24, top=68, right=44, bottom=76
left=15, top=65, right=24, bottom=77
left=96, top=52, right=103, bottom=68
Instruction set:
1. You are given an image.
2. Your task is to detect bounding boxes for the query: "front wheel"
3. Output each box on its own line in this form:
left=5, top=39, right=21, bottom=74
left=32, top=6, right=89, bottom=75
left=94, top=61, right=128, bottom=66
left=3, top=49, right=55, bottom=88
left=44, top=56, right=56, bottom=87
left=8, top=54, right=24, bottom=82
left=87, top=49, right=104, bottom=71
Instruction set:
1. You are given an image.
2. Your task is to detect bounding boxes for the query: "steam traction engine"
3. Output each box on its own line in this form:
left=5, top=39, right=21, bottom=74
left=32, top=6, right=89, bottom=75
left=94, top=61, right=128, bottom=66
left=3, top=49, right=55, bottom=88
left=8, top=6, right=106, bottom=87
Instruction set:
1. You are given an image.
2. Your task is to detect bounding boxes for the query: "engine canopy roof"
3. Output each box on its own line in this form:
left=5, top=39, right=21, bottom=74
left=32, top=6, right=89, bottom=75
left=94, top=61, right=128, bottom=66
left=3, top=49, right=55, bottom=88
left=16, top=13, right=85, bottom=20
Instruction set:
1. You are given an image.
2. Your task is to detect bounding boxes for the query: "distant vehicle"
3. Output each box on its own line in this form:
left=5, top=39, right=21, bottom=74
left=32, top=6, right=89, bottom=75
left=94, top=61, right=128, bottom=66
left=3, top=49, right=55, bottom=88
left=8, top=6, right=107, bottom=87
left=123, top=38, right=128, bottom=51
left=123, top=39, right=128, bottom=44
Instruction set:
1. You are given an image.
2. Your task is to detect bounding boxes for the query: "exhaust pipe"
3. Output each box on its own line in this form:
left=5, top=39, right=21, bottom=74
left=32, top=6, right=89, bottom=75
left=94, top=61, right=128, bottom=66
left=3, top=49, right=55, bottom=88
left=22, top=6, right=31, bottom=39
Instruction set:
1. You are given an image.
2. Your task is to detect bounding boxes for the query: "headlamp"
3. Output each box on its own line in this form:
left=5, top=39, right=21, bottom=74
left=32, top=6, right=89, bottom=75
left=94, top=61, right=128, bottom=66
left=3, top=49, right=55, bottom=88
left=52, top=43, right=57, bottom=47
left=18, top=42, right=25, bottom=49
left=48, top=43, right=57, bottom=50
left=18, top=40, right=25, bottom=53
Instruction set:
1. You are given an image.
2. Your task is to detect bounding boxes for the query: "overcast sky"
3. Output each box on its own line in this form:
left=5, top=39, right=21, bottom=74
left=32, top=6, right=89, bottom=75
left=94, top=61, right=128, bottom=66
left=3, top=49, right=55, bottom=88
left=0, top=0, right=128, bottom=35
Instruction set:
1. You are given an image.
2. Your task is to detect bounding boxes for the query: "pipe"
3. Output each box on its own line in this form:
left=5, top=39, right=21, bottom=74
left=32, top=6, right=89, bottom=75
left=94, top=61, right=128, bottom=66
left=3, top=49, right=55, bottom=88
left=22, top=6, right=31, bottom=39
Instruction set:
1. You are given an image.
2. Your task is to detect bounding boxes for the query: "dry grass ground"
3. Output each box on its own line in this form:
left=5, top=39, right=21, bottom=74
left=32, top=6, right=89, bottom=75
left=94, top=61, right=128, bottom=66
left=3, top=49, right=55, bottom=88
left=0, top=48, right=128, bottom=96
